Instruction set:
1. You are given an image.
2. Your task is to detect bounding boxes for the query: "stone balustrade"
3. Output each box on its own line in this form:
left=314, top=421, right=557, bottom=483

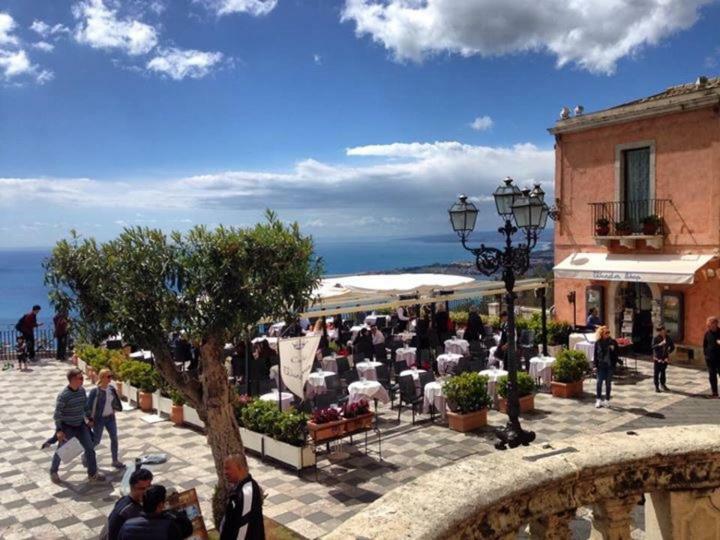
left=324, top=425, right=720, bottom=539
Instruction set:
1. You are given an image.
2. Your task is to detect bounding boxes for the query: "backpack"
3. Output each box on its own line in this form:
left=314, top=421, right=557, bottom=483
left=15, top=315, right=25, bottom=333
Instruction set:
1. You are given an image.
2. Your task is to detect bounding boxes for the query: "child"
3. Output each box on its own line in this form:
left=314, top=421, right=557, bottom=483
left=16, top=335, right=28, bottom=371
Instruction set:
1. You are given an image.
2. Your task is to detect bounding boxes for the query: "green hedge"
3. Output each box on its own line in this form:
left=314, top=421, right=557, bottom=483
left=238, top=398, right=308, bottom=447
left=444, top=372, right=492, bottom=413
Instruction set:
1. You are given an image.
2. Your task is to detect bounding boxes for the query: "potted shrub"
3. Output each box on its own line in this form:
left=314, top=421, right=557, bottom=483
left=124, top=361, right=158, bottom=412
left=342, top=399, right=373, bottom=432
left=169, top=389, right=185, bottom=426
left=641, top=214, right=662, bottom=235
left=546, top=320, right=572, bottom=357
left=614, top=219, right=633, bottom=236
left=264, top=409, right=314, bottom=470
left=595, top=217, right=610, bottom=236
left=444, top=372, right=492, bottom=432
left=551, top=349, right=589, bottom=398
left=307, top=407, right=344, bottom=443
left=497, top=372, right=536, bottom=413
left=238, top=399, right=276, bottom=453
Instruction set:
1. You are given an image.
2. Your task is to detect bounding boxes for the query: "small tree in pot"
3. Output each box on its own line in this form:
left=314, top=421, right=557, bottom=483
left=169, top=388, right=185, bottom=426
left=614, top=219, right=633, bottom=236
left=551, top=349, right=589, bottom=398
left=497, top=372, right=536, bottom=413
left=641, top=214, right=662, bottom=235
left=595, top=217, right=610, bottom=236
left=444, top=372, right=492, bottom=432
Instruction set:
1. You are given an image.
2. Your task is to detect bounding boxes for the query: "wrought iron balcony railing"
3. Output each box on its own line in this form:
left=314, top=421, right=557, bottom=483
left=589, top=198, right=669, bottom=237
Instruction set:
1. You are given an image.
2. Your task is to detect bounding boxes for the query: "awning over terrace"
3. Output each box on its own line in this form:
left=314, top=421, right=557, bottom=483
left=553, top=253, right=714, bottom=285
left=298, top=273, right=547, bottom=318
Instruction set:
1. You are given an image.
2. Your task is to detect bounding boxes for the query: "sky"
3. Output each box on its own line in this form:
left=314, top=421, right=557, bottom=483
left=1, top=0, right=719, bottom=247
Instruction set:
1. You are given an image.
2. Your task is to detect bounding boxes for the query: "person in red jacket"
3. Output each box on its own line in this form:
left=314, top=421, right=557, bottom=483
left=18, top=305, right=43, bottom=361
left=53, top=311, right=70, bottom=361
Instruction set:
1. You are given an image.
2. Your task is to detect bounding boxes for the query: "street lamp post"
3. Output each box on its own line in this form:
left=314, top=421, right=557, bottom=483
left=448, top=177, right=550, bottom=450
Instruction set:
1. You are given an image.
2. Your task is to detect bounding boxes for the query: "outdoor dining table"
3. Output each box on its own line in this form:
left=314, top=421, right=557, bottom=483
left=436, top=352, right=463, bottom=375
left=529, top=356, right=556, bottom=386
left=259, top=390, right=294, bottom=411
left=488, top=346, right=504, bottom=369
left=395, top=347, right=417, bottom=367
left=422, top=380, right=447, bottom=420
left=400, top=368, right=426, bottom=392
left=479, top=368, right=509, bottom=408
left=444, top=338, right=469, bottom=355
left=396, top=331, right=415, bottom=344
left=251, top=336, right=279, bottom=351
left=355, top=361, right=383, bottom=381
left=568, top=332, right=596, bottom=351
left=348, top=380, right=390, bottom=404
left=350, top=324, right=370, bottom=339
left=322, top=355, right=338, bottom=373
left=305, top=370, right=334, bottom=398
left=573, top=341, right=595, bottom=364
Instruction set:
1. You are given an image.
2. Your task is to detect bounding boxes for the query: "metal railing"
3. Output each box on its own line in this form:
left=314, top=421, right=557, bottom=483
left=0, top=328, right=59, bottom=362
left=589, top=198, right=669, bottom=236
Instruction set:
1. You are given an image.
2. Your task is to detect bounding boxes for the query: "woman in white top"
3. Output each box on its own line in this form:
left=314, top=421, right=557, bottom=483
left=86, top=368, right=125, bottom=468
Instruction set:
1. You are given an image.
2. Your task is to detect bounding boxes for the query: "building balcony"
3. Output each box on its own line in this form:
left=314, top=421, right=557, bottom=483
left=590, top=198, right=670, bottom=250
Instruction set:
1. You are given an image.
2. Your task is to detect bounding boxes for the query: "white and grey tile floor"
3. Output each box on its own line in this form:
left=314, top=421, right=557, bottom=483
left=0, top=358, right=718, bottom=539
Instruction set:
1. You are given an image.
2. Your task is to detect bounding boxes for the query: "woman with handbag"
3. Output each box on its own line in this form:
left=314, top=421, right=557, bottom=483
left=86, top=368, right=126, bottom=469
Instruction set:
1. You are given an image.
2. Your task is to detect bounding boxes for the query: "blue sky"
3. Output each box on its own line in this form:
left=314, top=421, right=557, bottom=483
left=1, top=0, right=719, bottom=247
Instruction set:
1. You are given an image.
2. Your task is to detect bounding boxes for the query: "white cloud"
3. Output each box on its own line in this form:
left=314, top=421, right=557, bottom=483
left=0, top=15, right=53, bottom=85
left=470, top=115, right=493, bottom=131
left=199, top=0, right=278, bottom=16
left=73, top=0, right=159, bottom=56
left=147, top=47, right=224, bottom=80
left=304, top=219, right=326, bottom=228
left=341, top=0, right=712, bottom=74
left=313, top=53, right=322, bottom=65
left=30, top=20, right=70, bottom=38
left=0, top=13, right=19, bottom=46
left=33, top=41, right=55, bottom=52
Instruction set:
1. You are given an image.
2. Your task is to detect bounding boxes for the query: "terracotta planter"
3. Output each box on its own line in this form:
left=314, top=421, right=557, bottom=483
left=497, top=394, right=535, bottom=414
left=595, top=225, right=609, bottom=236
left=138, top=391, right=153, bottom=412
left=551, top=380, right=584, bottom=399
left=447, top=409, right=488, bottom=432
left=344, top=412, right=374, bottom=433
left=307, top=418, right=346, bottom=444
left=171, top=404, right=184, bottom=426
left=642, top=223, right=658, bottom=235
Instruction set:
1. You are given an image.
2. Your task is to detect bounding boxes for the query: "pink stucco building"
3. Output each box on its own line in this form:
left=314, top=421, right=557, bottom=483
left=551, top=77, right=720, bottom=365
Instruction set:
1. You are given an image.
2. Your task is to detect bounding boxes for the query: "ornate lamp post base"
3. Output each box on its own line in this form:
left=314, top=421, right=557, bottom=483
left=494, top=422, right=536, bottom=450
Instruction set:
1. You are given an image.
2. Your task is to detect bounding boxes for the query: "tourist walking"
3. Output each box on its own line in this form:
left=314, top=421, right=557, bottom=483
left=593, top=326, right=619, bottom=408
left=702, top=316, right=720, bottom=398
left=117, top=485, right=193, bottom=540
left=219, top=454, right=265, bottom=540
left=53, top=310, right=69, bottom=361
left=50, top=368, right=105, bottom=483
left=86, top=369, right=126, bottom=469
left=16, top=304, right=43, bottom=361
left=101, top=468, right=153, bottom=540
left=652, top=325, right=675, bottom=392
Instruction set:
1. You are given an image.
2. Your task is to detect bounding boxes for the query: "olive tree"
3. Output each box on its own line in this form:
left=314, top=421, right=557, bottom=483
left=45, top=212, right=322, bottom=490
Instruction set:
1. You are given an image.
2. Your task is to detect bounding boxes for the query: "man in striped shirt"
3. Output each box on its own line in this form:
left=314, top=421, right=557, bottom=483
left=50, top=368, right=105, bottom=483
left=219, top=454, right=265, bottom=540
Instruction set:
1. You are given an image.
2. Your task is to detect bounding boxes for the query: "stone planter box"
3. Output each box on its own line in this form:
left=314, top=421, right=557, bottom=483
left=154, top=393, right=173, bottom=417
left=171, top=404, right=184, bottom=426
left=239, top=427, right=264, bottom=453
left=497, top=394, right=535, bottom=414
left=551, top=380, right=584, bottom=399
left=126, top=384, right=138, bottom=406
left=138, top=391, right=153, bottom=412
left=263, top=437, right=316, bottom=470
left=307, top=418, right=346, bottom=444
left=183, top=405, right=205, bottom=429
left=447, top=409, right=488, bottom=432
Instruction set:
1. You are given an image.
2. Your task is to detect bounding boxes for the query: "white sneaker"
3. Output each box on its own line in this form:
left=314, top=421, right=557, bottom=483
left=595, top=399, right=602, bottom=408
left=602, top=400, right=609, bottom=408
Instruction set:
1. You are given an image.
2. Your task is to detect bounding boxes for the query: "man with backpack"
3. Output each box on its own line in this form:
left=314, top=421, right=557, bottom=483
left=16, top=305, right=43, bottom=361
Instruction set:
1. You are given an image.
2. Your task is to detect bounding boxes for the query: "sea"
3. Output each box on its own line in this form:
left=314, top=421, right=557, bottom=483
left=0, top=231, right=552, bottom=328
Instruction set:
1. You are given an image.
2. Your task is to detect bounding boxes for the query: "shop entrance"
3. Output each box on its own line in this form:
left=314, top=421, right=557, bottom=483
left=614, top=282, right=654, bottom=354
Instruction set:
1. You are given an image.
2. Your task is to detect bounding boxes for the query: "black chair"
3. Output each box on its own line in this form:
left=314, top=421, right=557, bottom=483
left=418, top=370, right=435, bottom=390
left=336, top=356, right=351, bottom=376
left=393, top=360, right=408, bottom=379
left=468, top=359, right=484, bottom=373
left=376, top=364, right=398, bottom=407
left=397, top=374, right=423, bottom=424
left=314, top=392, right=335, bottom=410
left=344, top=368, right=360, bottom=385
left=456, top=357, right=471, bottom=375
left=373, top=344, right=387, bottom=363
left=519, top=330, right=536, bottom=371
left=376, top=316, right=387, bottom=328
left=324, top=373, right=340, bottom=393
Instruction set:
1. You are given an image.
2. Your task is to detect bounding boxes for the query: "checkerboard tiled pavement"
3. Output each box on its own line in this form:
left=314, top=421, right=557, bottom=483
left=1, top=358, right=719, bottom=539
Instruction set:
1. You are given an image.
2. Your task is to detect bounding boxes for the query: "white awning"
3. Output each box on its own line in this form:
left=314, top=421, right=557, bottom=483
left=554, top=253, right=714, bottom=285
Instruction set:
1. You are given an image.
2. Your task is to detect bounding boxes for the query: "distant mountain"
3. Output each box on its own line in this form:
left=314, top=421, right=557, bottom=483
left=405, top=228, right=554, bottom=244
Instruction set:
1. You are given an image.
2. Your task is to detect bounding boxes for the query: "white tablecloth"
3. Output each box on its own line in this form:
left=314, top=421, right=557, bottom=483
left=322, top=355, right=338, bottom=373
left=364, top=314, right=388, bottom=326
left=350, top=324, right=370, bottom=339
left=396, top=331, right=415, bottom=344
left=259, top=391, right=294, bottom=411
left=568, top=332, right=596, bottom=351
left=268, top=322, right=285, bottom=337
left=573, top=341, right=595, bottom=364
left=445, top=338, right=469, bottom=355
left=251, top=336, right=278, bottom=351
left=348, top=380, right=390, bottom=404
left=529, top=356, right=555, bottom=384
left=422, top=381, right=447, bottom=419
left=306, top=371, right=334, bottom=398
left=355, top=361, right=383, bottom=381
left=436, top=353, right=463, bottom=375
left=129, top=350, right=153, bottom=361
left=479, top=368, right=509, bottom=407
left=395, top=347, right=417, bottom=367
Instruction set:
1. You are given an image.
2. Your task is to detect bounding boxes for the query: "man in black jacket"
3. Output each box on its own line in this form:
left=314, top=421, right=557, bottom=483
left=220, top=454, right=265, bottom=540
left=703, top=316, right=720, bottom=398
left=102, top=468, right=153, bottom=540
left=652, top=325, right=675, bottom=393
left=118, top=485, right=193, bottom=540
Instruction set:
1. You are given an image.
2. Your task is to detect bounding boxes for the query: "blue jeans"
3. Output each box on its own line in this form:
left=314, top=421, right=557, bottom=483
left=93, top=414, right=119, bottom=462
left=596, top=365, right=613, bottom=400
left=50, top=423, right=97, bottom=475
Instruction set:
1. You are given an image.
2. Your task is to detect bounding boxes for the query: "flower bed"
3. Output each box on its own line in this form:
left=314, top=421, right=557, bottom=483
left=307, top=400, right=373, bottom=444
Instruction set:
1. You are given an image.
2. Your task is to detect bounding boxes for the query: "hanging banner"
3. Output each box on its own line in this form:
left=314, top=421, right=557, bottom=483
left=278, top=335, right=321, bottom=398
